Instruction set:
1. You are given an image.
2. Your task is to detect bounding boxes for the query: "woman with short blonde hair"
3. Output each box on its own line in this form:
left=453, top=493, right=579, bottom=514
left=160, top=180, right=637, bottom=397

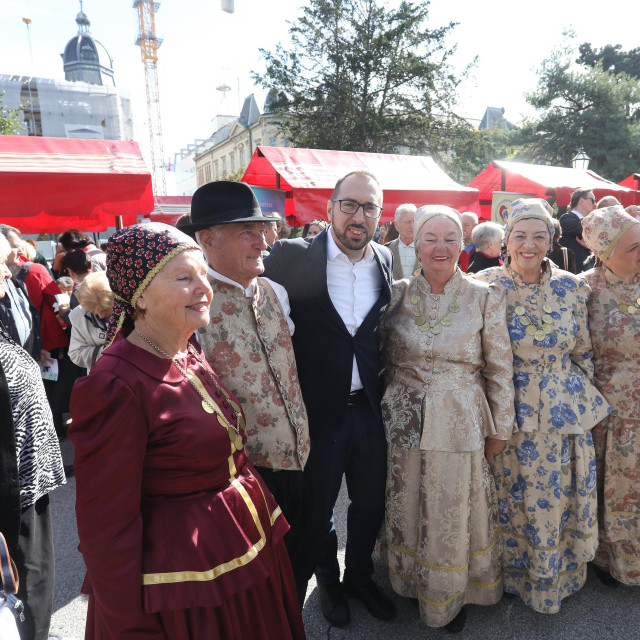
left=68, top=272, right=115, bottom=372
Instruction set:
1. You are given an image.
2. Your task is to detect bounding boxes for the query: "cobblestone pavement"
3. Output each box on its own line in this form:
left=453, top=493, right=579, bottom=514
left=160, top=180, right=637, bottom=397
left=51, top=438, right=639, bottom=639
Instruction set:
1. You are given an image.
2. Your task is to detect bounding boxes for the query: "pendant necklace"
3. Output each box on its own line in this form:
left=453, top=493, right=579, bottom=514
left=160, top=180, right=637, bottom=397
left=513, top=301, right=556, bottom=342
left=409, top=279, right=461, bottom=335
left=134, top=329, right=245, bottom=450
left=610, top=290, right=640, bottom=314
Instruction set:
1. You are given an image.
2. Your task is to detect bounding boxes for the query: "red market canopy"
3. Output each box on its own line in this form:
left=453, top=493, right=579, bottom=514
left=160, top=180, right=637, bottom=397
left=469, top=160, right=639, bottom=219
left=241, top=146, right=478, bottom=224
left=0, top=135, right=152, bottom=232
left=619, top=173, right=640, bottom=191
left=149, top=196, right=192, bottom=226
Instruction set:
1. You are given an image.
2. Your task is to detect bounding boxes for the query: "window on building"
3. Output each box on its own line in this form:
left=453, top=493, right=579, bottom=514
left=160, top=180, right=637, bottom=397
left=239, top=146, right=245, bottom=166
left=204, top=164, right=212, bottom=183
left=214, top=161, right=219, bottom=179
left=230, top=153, right=236, bottom=171
left=282, top=138, right=289, bottom=147
left=269, top=137, right=276, bottom=147
left=197, top=167, right=204, bottom=186
left=222, top=158, right=227, bottom=175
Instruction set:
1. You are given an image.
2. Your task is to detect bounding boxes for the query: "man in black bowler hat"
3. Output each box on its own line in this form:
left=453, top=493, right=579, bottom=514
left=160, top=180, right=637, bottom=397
left=263, top=170, right=396, bottom=627
left=181, top=181, right=316, bottom=607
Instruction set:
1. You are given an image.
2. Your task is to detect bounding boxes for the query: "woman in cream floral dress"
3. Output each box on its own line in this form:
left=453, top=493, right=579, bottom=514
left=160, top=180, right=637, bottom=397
left=474, top=198, right=610, bottom=614
left=581, top=205, right=640, bottom=586
left=380, top=206, right=515, bottom=631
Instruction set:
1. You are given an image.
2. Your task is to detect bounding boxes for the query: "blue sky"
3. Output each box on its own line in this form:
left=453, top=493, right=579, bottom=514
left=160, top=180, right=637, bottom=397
left=1, top=0, right=638, bottom=164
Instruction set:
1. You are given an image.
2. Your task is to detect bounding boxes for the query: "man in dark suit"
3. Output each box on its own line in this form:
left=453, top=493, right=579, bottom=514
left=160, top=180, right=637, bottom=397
left=559, top=187, right=596, bottom=272
left=263, top=170, right=395, bottom=626
left=386, top=203, right=418, bottom=280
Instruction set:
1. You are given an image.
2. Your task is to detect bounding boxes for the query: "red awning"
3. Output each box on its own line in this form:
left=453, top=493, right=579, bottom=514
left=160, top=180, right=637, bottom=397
left=619, top=173, right=640, bottom=191
left=241, top=146, right=478, bottom=224
left=468, top=161, right=639, bottom=220
left=149, top=196, right=192, bottom=226
left=0, top=136, right=153, bottom=232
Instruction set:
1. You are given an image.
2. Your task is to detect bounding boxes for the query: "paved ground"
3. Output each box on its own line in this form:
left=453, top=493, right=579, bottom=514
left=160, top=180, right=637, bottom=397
left=51, top=438, right=640, bottom=639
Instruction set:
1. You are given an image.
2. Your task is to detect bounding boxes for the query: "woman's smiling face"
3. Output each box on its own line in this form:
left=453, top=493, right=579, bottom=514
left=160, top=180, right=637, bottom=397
left=507, top=218, right=551, bottom=275
left=416, top=216, right=462, bottom=279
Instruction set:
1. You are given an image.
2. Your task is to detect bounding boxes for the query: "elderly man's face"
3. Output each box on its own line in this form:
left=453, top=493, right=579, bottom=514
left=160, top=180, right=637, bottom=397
left=461, top=215, right=477, bottom=246
left=198, top=222, right=268, bottom=288
left=5, top=231, right=21, bottom=266
left=395, top=211, right=415, bottom=245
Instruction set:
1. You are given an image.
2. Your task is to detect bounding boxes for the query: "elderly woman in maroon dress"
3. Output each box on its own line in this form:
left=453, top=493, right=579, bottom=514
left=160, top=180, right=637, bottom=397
left=69, top=223, right=305, bottom=639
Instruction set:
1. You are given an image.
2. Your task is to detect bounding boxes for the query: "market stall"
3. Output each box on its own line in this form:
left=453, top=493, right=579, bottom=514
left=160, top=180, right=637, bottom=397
left=0, top=135, right=152, bottom=233
left=468, top=160, right=639, bottom=221
left=241, top=146, right=479, bottom=225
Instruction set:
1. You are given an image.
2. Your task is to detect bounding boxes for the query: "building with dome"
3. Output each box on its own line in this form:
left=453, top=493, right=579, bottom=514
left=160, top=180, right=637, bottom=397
left=0, top=5, right=133, bottom=140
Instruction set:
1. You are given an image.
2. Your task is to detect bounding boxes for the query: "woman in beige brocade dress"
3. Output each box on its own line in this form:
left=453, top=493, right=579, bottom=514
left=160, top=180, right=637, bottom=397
left=379, top=206, right=515, bottom=631
left=581, top=206, right=640, bottom=586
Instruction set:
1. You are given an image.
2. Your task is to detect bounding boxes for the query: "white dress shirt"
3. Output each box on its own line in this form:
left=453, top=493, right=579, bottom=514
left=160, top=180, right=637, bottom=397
left=207, top=267, right=295, bottom=335
left=326, top=229, right=381, bottom=391
left=570, top=209, right=584, bottom=221
left=398, top=238, right=416, bottom=278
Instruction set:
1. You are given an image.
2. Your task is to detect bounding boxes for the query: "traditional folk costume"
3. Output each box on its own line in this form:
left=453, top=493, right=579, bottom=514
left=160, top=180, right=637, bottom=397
left=379, top=207, right=515, bottom=627
left=198, top=272, right=314, bottom=603
left=582, top=206, right=640, bottom=584
left=69, top=224, right=305, bottom=640
left=474, top=198, right=610, bottom=613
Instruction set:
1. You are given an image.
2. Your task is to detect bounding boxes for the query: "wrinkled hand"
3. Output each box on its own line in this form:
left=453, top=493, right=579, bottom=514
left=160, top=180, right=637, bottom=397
left=484, top=437, right=506, bottom=463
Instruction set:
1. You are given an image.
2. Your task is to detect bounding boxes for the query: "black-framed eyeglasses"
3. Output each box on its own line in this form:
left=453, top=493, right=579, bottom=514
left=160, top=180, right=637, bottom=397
left=331, top=199, right=383, bottom=219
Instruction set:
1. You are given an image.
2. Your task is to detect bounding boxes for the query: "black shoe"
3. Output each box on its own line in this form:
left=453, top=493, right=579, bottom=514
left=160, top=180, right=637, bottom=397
left=343, top=575, right=396, bottom=622
left=445, top=606, right=467, bottom=633
left=593, top=564, right=619, bottom=588
left=502, top=591, right=518, bottom=600
left=318, top=582, right=350, bottom=627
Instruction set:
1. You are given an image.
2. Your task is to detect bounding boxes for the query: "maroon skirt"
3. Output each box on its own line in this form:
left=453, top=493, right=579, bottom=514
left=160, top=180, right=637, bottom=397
left=84, top=540, right=305, bottom=640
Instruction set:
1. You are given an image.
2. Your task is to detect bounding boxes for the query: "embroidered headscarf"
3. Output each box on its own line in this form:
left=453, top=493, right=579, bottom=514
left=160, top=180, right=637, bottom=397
left=504, top=198, right=555, bottom=243
left=104, top=223, right=200, bottom=346
left=581, top=205, right=640, bottom=262
left=414, top=205, right=463, bottom=243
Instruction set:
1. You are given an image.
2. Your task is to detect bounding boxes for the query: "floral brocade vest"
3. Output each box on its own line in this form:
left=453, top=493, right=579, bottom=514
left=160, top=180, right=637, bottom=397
left=198, top=277, right=310, bottom=470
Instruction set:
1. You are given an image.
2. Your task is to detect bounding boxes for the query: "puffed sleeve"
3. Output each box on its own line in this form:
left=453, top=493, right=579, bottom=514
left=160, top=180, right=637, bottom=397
left=569, top=279, right=596, bottom=381
left=69, top=372, right=165, bottom=638
left=481, top=284, right=516, bottom=440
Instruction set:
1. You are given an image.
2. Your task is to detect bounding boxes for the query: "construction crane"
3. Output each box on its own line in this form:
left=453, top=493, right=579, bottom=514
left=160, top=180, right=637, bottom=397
left=133, top=0, right=166, bottom=195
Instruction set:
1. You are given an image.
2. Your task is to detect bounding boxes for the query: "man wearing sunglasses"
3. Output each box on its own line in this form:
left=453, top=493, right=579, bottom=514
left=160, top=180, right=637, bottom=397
left=263, top=170, right=395, bottom=626
left=559, top=187, right=596, bottom=273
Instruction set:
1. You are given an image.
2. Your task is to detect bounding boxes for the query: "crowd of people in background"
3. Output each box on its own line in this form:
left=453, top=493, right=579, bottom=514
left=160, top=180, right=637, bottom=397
left=0, top=179, right=639, bottom=640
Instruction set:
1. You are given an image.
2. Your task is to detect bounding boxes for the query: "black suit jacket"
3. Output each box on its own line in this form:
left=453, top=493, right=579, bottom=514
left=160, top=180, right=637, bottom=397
left=559, top=211, right=590, bottom=272
left=263, top=230, right=392, bottom=434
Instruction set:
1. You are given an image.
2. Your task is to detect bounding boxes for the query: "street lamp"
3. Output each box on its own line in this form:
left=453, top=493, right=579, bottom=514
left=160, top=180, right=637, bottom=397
left=572, top=149, right=591, bottom=170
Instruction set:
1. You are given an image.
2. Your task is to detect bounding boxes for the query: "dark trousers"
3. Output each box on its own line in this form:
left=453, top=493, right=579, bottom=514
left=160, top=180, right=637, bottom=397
left=313, top=397, right=387, bottom=586
left=14, top=495, right=54, bottom=640
left=254, top=466, right=324, bottom=607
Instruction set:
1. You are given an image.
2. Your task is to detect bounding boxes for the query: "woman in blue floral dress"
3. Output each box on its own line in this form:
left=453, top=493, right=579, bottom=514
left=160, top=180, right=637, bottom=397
left=474, top=198, right=610, bottom=613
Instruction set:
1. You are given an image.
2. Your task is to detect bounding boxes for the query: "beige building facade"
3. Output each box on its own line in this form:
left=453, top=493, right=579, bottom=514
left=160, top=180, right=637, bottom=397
left=194, top=93, right=288, bottom=186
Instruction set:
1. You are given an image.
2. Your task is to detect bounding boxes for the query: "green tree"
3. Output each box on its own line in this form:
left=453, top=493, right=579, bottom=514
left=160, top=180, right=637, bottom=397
left=253, top=0, right=473, bottom=157
left=0, top=93, right=23, bottom=135
left=577, top=43, right=640, bottom=80
left=444, top=121, right=520, bottom=185
left=514, top=46, right=640, bottom=181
